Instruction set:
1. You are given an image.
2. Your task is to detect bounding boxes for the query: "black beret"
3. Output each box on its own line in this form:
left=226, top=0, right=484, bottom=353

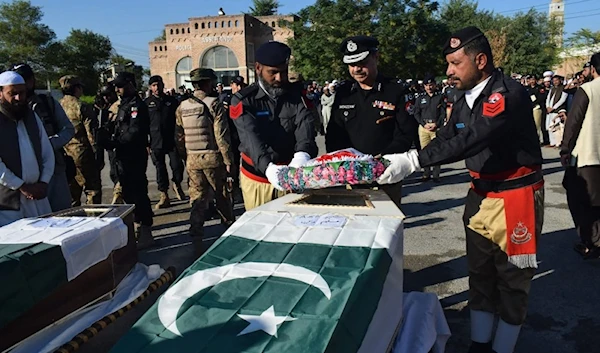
left=148, top=75, right=163, bottom=85
left=12, top=63, right=34, bottom=80
left=423, top=75, right=436, bottom=84
left=113, top=71, right=136, bottom=88
left=231, top=75, right=245, bottom=85
left=340, top=36, right=379, bottom=64
left=255, top=41, right=291, bottom=67
left=443, top=26, right=486, bottom=56
left=584, top=62, right=591, bottom=69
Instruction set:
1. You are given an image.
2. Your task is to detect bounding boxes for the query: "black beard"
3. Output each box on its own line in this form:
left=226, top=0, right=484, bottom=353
left=258, top=76, right=286, bottom=97
left=0, top=100, right=28, bottom=119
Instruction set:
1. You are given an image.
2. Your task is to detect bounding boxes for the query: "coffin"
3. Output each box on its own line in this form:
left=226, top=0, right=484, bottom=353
left=111, top=188, right=404, bottom=353
left=0, top=205, right=137, bottom=352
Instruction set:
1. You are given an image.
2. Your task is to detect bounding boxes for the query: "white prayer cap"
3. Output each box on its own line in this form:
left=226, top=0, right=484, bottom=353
left=544, top=76, right=551, bottom=82
left=543, top=70, right=554, bottom=78
left=0, top=71, right=25, bottom=86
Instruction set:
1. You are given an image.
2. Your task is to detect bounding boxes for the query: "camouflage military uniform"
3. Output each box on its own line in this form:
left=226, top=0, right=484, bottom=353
left=60, top=94, right=102, bottom=205
left=176, top=81, right=234, bottom=244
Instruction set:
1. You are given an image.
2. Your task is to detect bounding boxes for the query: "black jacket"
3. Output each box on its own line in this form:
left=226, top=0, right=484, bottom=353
left=112, top=95, right=150, bottom=161
left=145, top=94, right=179, bottom=151
left=326, top=75, right=417, bottom=155
left=525, top=85, right=546, bottom=109
left=230, top=83, right=318, bottom=175
left=419, top=70, right=543, bottom=174
left=414, top=92, right=446, bottom=127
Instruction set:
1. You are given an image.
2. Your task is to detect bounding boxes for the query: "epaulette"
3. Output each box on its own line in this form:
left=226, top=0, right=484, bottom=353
left=232, top=83, right=259, bottom=103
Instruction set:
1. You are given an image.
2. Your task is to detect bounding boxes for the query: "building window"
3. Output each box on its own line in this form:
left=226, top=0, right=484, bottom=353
left=170, top=29, right=173, bottom=35
left=176, top=56, right=193, bottom=89
left=201, top=22, right=205, bottom=29
left=187, top=27, right=190, bottom=33
left=201, top=46, right=240, bottom=86
left=194, top=23, right=198, bottom=30
left=228, top=20, right=231, bottom=27
left=165, top=46, right=167, bottom=51
left=272, top=21, right=276, bottom=27
left=208, top=22, right=211, bottom=28
left=176, top=28, right=179, bottom=34
left=215, top=21, right=218, bottom=28
left=221, top=21, right=225, bottom=28
left=182, top=27, right=185, bottom=33
left=154, top=46, right=157, bottom=52
left=159, top=46, right=163, bottom=51
left=235, top=20, right=239, bottom=27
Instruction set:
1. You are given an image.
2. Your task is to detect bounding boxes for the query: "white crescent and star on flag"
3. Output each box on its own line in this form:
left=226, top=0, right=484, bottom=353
left=157, top=262, right=332, bottom=337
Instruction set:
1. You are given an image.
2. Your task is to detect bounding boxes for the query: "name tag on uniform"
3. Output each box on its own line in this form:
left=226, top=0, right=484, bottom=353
left=420, top=98, right=427, bottom=104
left=372, top=100, right=396, bottom=111
left=339, top=105, right=355, bottom=109
left=256, top=110, right=270, bottom=117
left=455, top=122, right=465, bottom=129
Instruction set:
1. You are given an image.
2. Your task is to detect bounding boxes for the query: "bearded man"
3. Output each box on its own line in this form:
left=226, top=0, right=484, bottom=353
left=229, top=41, right=317, bottom=210
left=0, top=71, right=55, bottom=226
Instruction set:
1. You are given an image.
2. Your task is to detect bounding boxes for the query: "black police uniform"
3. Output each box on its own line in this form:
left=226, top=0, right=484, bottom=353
left=326, top=36, right=417, bottom=206
left=100, top=92, right=154, bottom=226
left=525, top=84, right=546, bottom=110
left=145, top=93, right=184, bottom=193
left=414, top=91, right=446, bottom=128
left=231, top=82, right=318, bottom=178
left=419, top=31, right=543, bottom=330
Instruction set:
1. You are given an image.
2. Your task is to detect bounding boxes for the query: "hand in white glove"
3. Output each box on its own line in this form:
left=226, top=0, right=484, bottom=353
left=288, top=152, right=312, bottom=168
left=377, top=150, right=421, bottom=185
left=265, top=163, right=286, bottom=191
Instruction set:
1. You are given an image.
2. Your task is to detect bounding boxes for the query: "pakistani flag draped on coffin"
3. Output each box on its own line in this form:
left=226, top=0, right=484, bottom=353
left=112, top=190, right=404, bottom=353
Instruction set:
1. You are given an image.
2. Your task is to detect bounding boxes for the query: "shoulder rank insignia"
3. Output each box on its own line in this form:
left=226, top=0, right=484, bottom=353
left=230, top=102, right=243, bottom=119
left=482, top=92, right=505, bottom=118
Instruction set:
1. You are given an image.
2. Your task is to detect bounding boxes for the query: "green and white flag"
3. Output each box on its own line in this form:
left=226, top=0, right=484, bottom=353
left=112, top=211, right=404, bottom=353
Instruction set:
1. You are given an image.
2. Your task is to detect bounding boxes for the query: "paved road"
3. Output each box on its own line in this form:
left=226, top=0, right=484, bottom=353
left=80, top=140, right=598, bottom=353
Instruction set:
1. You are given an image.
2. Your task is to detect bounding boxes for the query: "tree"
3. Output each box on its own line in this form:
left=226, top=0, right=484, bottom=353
left=0, top=0, right=56, bottom=79
left=249, top=0, right=280, bottom=16
left=58, top=29, right=113, bottom=94
left=110, top=54, right=148, bottom=89
left=154, top=29, right=166, bottom=41
left=567, top=28, right=600, bottom=47
left=287, top=0, right=448, bottom=81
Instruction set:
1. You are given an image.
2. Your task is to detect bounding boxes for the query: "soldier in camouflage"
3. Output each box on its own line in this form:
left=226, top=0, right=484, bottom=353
left=175, top=68, right=234, bottom=256
left=59, top=75, right=102, bottom=205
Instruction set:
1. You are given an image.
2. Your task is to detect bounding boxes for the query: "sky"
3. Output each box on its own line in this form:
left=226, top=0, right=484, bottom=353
left=11, top=0, right=600, bottom=68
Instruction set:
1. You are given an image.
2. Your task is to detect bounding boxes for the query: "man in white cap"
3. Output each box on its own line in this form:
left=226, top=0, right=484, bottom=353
left=0, top=71, right=55, bottom=226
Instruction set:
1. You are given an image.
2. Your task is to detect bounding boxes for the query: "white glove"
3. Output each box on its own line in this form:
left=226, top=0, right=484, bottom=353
left=288, top=152, right=312, bottom=168
left=377, top=150, right=421, bottom=185
left=265, top=163, right=285, bottom=191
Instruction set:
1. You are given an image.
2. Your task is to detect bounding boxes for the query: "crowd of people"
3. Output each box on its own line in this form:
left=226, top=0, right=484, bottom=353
left=1, top=22, right=599, bottom=353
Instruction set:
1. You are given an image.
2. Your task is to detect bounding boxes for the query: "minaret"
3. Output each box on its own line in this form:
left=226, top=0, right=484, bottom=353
left=549, top=0, right=565, bottom=47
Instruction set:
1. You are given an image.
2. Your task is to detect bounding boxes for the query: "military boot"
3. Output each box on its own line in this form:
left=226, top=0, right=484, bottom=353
left=136, top=225, right=155, bottom=250
left=173, top=183, right=186, bottom=201
left=155, top=192, right=171, bottom=210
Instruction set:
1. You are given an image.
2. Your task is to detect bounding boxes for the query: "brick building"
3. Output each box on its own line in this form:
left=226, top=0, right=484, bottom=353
left=149, top=14, right=295, bottom=90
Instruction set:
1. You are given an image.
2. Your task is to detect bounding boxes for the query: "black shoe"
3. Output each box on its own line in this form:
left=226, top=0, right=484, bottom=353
left=433, top=178, right=441, bottom=183
left=468, top=341, right=493, bottom=353
left=583, top=246, right=600, bottom=260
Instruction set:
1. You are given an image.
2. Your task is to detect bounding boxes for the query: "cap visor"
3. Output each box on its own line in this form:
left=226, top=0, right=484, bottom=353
left=343, top=51, right=370, bottom=64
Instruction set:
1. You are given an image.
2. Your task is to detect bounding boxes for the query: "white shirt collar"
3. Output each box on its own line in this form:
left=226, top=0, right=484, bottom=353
left=465, top=76, right=492, bottom=109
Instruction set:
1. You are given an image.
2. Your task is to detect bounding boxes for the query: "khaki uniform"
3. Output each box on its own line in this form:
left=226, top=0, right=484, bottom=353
left=176, top=90, right=234, bottom=239
left=60, top=95, right=102, bottom=205
left=418, top=126, right=440, bottom=179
